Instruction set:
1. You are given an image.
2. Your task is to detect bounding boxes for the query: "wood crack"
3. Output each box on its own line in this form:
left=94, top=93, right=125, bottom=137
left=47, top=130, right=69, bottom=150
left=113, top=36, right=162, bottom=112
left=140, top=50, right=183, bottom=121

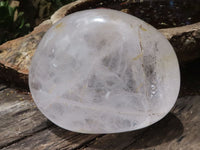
left=0, top=124, right=53, bottom=149
left=73, top=134, right=105, bottom=150
left=121, top=129, right=150, bottom=150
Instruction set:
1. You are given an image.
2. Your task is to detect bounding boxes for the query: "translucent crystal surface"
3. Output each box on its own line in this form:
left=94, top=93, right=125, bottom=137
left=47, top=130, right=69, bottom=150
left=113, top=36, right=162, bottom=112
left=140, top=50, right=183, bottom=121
left=29, top=9, right=180, bottom=133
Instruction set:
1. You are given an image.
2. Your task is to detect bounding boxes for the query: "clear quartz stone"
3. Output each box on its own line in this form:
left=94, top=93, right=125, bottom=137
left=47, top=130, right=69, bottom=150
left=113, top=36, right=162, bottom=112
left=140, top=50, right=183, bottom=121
left=29, top=9, right=180, bottom=134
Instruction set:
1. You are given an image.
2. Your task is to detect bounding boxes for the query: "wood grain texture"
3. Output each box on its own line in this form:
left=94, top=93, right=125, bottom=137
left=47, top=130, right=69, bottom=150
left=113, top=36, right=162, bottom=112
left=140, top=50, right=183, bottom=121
left=2, top=126, right=101, bottom=150
left=0, top=88, right=51, bottom=148
left=2, top=94, right=200, bottom=150
left=0, top=87, right=101, bottom=150
left=80, top=96, right=200, bottom=150
left=0, top=60, right=200, bottom=149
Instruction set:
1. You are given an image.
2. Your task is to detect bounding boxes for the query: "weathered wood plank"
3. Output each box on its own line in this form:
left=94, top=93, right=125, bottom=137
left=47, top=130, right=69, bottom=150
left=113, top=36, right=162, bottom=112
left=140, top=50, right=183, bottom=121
left=4, top=95, right=200, bottom=150
left=2, top=126, right=101, bottom=150
left=81, top=96, right=200, bottom=150
left=1, top=59, right=200, bottom=149
left=125, top=96, right=200, bottom=150
left=0, top=87, right=101, bottom=150
left=0, top=88, right=52, bottom=148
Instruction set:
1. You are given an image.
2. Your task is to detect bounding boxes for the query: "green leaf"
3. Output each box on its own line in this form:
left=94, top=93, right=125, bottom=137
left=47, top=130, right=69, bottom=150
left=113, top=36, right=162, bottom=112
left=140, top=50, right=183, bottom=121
left=8, top=6, right=16, bottom=21
left=14, top=32, right=19, bottom=38
left=24, top=23, right=30, bottom=28
left=19, top=18, right=24, bottom=29
left=17, top=11, right=24, bottom=18
left=0, top=1, right=8, bottom=7
left=0, top=0, right=31, bottom=44
left=0, top=1, right=5, bottom=7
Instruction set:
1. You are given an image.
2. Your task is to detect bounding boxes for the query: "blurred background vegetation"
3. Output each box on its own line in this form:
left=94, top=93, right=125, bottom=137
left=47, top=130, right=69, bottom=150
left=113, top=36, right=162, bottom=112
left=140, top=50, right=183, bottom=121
left=0, top=0, right=199, bottom=45
left=0, top=0, right=77, bottom=45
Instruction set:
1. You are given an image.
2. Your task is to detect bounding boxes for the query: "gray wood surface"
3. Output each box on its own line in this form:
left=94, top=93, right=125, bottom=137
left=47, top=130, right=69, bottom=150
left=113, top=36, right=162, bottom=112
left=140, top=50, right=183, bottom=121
left=0, top=60, right=200, bottom=150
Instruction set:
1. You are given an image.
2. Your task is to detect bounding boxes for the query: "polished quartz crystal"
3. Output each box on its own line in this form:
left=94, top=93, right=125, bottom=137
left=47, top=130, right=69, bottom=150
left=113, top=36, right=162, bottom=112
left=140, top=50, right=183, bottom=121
left=29, top=9, right=180, bottom=133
